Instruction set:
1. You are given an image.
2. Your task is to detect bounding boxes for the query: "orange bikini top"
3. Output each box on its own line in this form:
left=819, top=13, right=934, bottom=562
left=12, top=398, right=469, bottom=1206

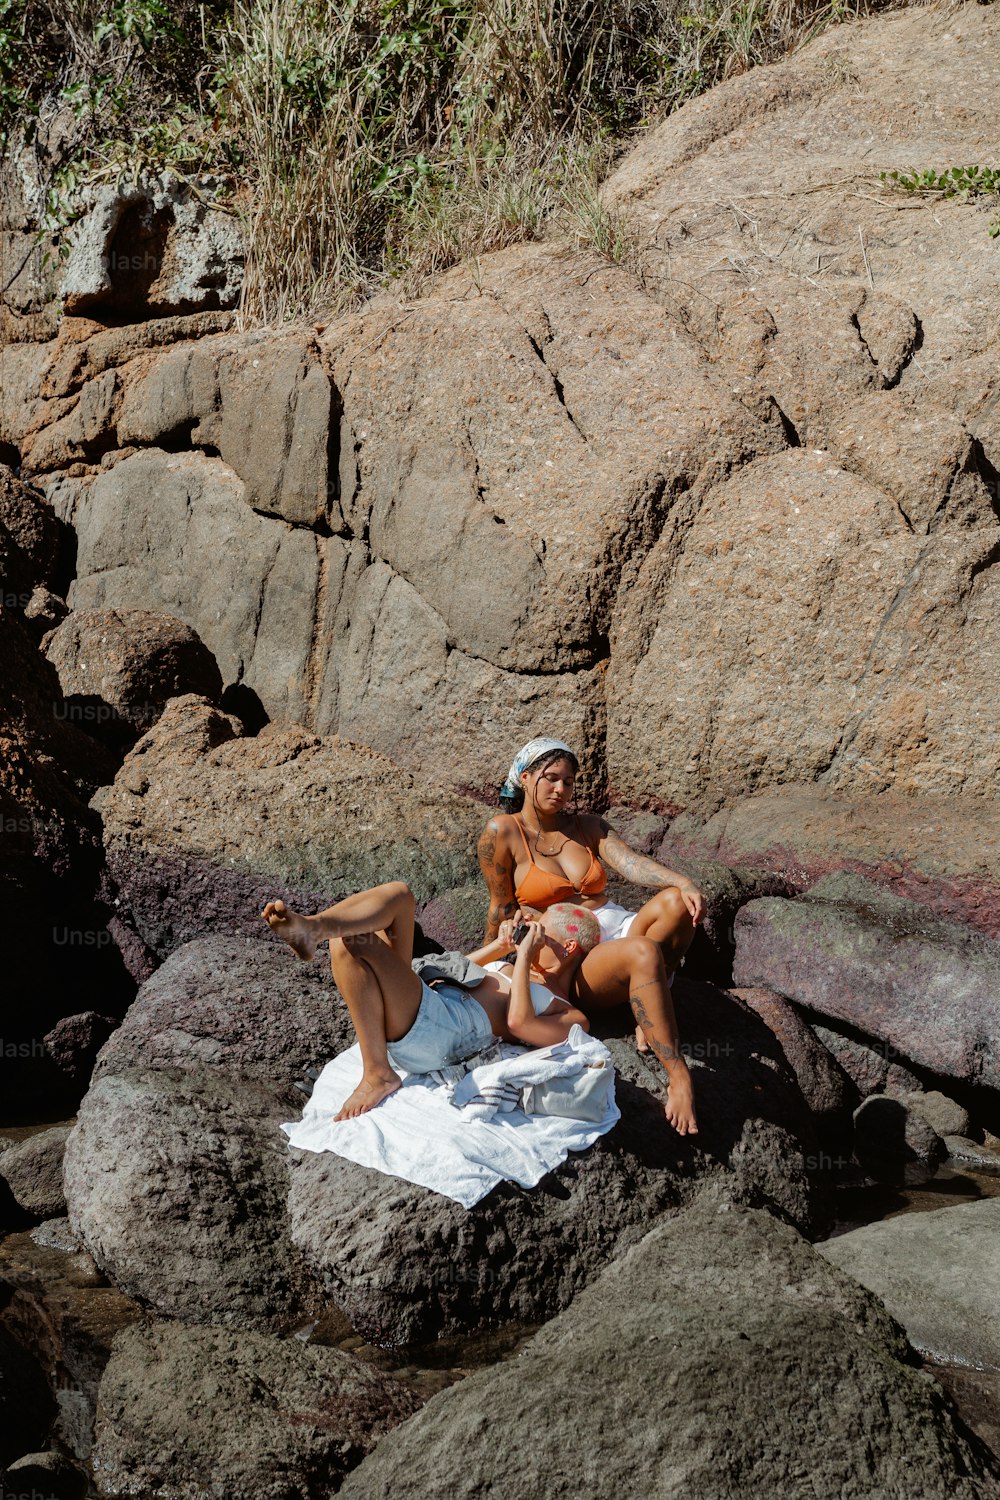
left=512, top=817, right=607, bottom=909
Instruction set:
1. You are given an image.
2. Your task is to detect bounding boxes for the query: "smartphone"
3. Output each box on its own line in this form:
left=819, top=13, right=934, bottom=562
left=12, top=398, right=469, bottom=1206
left=512, top=920, right=529, bottom=944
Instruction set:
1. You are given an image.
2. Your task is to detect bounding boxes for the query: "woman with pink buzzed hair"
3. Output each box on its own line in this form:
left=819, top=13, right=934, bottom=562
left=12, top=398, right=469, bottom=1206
left=261, top=885, right=598, bottom=1123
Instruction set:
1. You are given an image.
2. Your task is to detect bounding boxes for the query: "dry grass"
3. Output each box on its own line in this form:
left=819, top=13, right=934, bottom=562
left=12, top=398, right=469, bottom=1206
left=2, top=0, right=916, bottom=324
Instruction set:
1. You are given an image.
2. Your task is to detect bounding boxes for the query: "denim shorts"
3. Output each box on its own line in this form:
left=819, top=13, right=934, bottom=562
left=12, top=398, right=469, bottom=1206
left=386, top=980, right=495, bottom=1075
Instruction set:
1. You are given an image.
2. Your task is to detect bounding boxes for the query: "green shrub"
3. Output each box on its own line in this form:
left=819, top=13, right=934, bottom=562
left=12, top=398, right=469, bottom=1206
left=880, top=165, right=1000, bottom=238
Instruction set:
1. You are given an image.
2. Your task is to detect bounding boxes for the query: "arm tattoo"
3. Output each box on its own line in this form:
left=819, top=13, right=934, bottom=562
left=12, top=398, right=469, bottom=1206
left=599, top=827, right=690, bottom=890
left=478, top=819, right=517, bottom=942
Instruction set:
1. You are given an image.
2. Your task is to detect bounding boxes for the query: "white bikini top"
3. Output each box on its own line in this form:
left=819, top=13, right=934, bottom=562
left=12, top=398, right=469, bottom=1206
left=483, top=960, right=565, bottom=1016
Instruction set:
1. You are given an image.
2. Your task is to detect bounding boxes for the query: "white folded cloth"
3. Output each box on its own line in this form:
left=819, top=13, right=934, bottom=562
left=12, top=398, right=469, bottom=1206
left=280, top=1028, right=620, bottom=1209
left=451, top=1024, right=614, bottom=1121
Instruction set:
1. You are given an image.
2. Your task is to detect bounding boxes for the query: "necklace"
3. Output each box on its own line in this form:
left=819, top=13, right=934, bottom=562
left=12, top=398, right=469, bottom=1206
left=529, top=814, right=574, bottom=859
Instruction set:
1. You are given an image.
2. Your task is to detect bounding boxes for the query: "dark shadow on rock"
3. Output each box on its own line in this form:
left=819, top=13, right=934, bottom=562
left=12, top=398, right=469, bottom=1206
left=220, top=681, right=269, bottom=734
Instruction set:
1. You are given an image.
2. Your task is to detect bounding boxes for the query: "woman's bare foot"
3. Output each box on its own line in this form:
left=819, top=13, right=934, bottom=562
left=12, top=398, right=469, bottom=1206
left=334, top=1070, right=401, bottom=1121
left=261, top=899, right=320, bottom=961
left=635, top=1022, right=651, bottom=1054
left=664, top=1060, right=698, bottom=1136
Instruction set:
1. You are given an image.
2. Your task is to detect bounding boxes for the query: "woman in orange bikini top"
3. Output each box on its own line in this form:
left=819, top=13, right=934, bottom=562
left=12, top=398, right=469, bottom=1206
left=478, top=737, right=705, bottom=1133
left=477, top=736, right=705, bottom=950
left=511, top=814, right=608, bottom=909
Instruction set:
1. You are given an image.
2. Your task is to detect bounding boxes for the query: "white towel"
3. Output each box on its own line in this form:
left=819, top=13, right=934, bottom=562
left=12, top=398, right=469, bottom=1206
left=280, top=1031, right=620, bottom=1209
left=452, top=1024, right=612, bottom=1121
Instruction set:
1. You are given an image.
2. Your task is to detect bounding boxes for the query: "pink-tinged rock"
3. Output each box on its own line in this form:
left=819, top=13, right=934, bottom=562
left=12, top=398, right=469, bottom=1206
left=809, top=1023, right=920, bottom=1100
left=730, top=987, right=854, bottom=1121
left=660, top=785, right=1000, bottom=939
left=732, top=874, right=1000, bottom=1089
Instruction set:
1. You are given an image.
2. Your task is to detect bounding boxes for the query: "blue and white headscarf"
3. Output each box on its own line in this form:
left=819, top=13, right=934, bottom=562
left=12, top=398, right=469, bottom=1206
left=500, top=737, right=576, bottom=803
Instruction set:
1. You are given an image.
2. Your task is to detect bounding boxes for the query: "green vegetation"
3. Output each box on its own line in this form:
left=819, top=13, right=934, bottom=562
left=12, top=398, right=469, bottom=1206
left=880, top=166, right=1000, bottom=237
left=2, top=0, right=896, bottom=322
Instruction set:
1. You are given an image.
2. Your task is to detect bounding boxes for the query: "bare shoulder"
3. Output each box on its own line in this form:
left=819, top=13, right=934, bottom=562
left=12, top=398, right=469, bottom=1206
left=479, top=812, right=516, bottom=851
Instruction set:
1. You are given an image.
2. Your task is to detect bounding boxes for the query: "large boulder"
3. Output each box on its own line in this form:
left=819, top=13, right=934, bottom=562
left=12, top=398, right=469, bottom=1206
left=63, top=1067, right=315, bottom=1333
left=818, top=1199, right=1000, bottom=1373
left=732, top=874, right=1000, bottom=1092
left=63, top=932, right=354, bottom=1331
left=658, top=785, right=1000, bottom=939
left=606, top=3, right=1000, bottom=462
left=93, top=695, right=486, bottom=966
left=90, top=1321, right=420, bottom=1500
left=599, top=0, right=1000, bottom=810
left=43, top=608, right=222, bottom=745
left=338, top=1195, right=1000, bottom=1500
left=286, top=979, right=822, bottom=1345
left=64, top=935, right=821, bottom=1339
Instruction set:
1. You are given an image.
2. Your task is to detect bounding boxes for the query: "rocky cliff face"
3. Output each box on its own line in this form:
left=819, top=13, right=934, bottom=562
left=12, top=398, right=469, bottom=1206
left=4, top=7, right=998, bottom=813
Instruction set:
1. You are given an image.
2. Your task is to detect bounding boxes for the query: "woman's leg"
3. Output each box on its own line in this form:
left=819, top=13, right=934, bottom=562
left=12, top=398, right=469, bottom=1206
left=574, top=934, right=698, bottom=1135
left=261, top=880, right=417, bottom=965
left=263, top=883, right=422, bottom=1120
left=624, top=886, right=695, bottom=1052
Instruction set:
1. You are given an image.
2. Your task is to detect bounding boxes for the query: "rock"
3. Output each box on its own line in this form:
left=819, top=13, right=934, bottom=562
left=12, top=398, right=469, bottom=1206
left=43, top=1012, right=119, bottom=1083
left=0, top=464, right=62, bottom=598
left=905, top=1089, right=972, bottom=1141
left=339, top=1195, right=1000, bottom=1500
left=30, top=1216, right=81, bottom=1253
left=43, top=607, right=223, bottom=744
left=733, top=875, right=1000, bottom=1089
left=63, top=934, right=353, bottom=1330
left=63, top=1068, right=312, bottom=1333
left=0, top=1126, right=71, bottom=1219
left=94, top=695, right=484, bottom=964
left=116, top=331, right=338, bottom=528
left=943, top=1136, right=1000, bottom=1172
left=730, top=987, right=855, bottom=1124
left=92, top=934, right=355, bottom=1089
left=287, top=981, right=822, bottom=1345
left=601, top=0, right=1000, bottom=810
left=604, top=856, right=793, bottom=985
left=23, top=584, right=69, bottom=636
left=608, top=448, right=1000, bottom=809
left=59, top=176, right=243, bottom=318
left=3, top=1449, right=85, bottom=1500
left=409, top=883, right=485, bottom=955
left=90, top=1321, right=421, bottom=1500
left=659, top=785, right=1000, bottom=940
left=42, top=240, right=779, bottom=789
left=811, top=1022, right=921, bottom=1100
left=607, top=4, right=1000, bottom=456
left=852, top=1095, right=947, bottom=1172
left=66, top=448, right=324, bottom=724
left=0, top=1326, right=53, bottom=1469
left=818, top=1199, right=1000, bottom=1373
left=66, top=935, right=820, bottom=1337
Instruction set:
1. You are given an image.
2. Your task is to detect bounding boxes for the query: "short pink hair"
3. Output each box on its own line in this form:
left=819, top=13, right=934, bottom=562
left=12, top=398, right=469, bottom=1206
left=542, top=903, right=601, bottom=955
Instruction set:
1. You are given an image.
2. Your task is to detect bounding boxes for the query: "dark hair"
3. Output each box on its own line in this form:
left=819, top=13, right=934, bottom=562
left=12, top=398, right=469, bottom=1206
left=498, top=748, right=580, bottom=813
